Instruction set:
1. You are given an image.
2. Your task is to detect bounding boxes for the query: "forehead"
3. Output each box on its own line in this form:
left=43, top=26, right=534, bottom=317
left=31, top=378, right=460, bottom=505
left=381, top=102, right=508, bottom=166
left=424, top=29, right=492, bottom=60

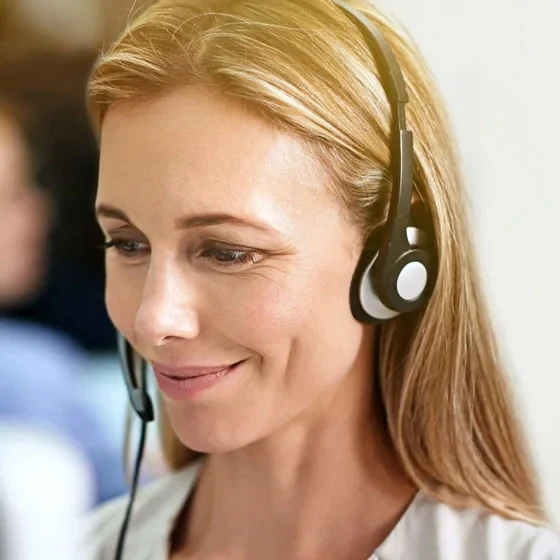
left=97, top=86, right=335, bottom=226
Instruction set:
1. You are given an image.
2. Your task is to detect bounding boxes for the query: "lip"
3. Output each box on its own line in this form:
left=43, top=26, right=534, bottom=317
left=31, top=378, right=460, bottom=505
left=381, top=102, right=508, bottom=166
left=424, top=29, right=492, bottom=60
left=150, top=362, right=241, bottom=378
left=152, top=360, right=245, bottom=399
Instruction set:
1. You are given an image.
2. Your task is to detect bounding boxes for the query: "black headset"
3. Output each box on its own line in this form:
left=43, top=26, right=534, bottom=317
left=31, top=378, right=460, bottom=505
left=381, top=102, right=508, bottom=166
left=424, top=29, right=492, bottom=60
left=334, top=1, right=436, bottom=322
left=112, top=1, right=436, bottom=557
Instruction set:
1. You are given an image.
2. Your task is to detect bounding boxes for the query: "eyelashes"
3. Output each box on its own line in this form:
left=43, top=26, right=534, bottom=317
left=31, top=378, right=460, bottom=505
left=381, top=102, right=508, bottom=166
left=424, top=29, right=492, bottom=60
left=200, top=247, right=262, bottom=266
left=101, top=239, right=146, bottom=255
left=100, top=239, right=263, bottom=268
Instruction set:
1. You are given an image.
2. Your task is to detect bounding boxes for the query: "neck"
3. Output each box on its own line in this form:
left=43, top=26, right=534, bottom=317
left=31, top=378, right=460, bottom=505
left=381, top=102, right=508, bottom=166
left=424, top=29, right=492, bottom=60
left=173, top=340, right=416, bottom=560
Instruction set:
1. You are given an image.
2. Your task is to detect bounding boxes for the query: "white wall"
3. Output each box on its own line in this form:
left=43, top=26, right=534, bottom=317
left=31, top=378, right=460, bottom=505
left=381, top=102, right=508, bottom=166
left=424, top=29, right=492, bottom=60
left=382, top=0, right=560, bottom=524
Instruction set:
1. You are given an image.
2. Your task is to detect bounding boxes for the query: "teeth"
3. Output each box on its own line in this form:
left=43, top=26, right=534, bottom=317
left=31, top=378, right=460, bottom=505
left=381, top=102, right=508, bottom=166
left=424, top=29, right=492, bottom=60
left=169, top=369, right=228, bottom=380
left=215, top=367, right=230, bottom=377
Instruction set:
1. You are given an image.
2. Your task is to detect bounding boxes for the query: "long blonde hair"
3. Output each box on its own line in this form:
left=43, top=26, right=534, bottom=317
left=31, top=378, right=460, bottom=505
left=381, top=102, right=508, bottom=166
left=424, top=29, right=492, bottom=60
left=87, top=0, right=546, bottom=525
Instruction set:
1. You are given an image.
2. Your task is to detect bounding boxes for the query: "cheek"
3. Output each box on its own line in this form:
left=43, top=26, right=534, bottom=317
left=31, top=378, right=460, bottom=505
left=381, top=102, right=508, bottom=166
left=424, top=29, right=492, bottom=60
left=221, top=254, right=363, bottom=383
left=214, top=269, right=318, bottom=353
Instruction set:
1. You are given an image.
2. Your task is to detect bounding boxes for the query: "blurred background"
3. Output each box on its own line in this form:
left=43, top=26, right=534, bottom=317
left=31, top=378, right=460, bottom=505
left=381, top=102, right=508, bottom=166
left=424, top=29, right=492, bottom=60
left=0, top=0, right=558, bottom=531
left=0, top=0, right=162, bottom=522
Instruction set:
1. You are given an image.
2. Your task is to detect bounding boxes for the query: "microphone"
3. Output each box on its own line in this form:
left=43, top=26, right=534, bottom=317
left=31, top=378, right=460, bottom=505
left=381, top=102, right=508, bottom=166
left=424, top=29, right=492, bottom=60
left=0, top=422, right=95, bottom=560
left=114, top=333, right=154, bottom=560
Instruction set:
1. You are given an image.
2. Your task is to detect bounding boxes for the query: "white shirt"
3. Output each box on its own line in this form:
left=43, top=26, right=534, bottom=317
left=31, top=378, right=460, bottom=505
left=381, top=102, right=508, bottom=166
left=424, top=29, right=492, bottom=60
left=82, top=460, right=560, bottom=560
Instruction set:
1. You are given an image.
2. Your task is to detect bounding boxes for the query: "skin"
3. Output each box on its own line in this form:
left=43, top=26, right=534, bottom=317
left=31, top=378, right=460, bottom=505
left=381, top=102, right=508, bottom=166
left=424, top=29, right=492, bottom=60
left=0, top=113, right=49, bottom=307
left=96, top=86, right=415, bottom=559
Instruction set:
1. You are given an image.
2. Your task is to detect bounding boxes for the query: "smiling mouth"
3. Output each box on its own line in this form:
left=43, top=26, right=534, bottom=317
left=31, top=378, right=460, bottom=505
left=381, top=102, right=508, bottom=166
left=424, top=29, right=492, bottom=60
left=152, top=359, right=246, bottom=398
left=153, top=360, right=246, bottom=380
left=163, top=366, right=230, bottom=380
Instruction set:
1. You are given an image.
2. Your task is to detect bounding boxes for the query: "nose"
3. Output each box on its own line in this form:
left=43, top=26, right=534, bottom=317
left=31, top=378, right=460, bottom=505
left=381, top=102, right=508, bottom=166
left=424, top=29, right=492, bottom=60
left=133, top=260, right=201, bottom=347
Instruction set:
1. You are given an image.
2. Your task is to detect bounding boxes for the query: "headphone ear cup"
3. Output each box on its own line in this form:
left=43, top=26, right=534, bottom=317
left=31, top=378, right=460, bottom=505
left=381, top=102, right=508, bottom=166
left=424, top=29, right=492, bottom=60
left=350, top=242, right=400, bottom=324
left=350, top=226, right=432, bottom=324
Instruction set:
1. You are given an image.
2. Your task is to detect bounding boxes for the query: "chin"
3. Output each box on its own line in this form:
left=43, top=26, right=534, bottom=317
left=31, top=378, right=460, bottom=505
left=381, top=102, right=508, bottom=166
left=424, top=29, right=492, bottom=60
left=163, top=400, right=267, bottom=455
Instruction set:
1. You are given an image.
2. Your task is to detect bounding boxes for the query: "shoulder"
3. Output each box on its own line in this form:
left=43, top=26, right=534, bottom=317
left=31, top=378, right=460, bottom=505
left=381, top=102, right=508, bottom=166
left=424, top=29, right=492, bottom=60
left=81, top=461, right=201, bottom=560
left=377, top=492, right=560, bottom=560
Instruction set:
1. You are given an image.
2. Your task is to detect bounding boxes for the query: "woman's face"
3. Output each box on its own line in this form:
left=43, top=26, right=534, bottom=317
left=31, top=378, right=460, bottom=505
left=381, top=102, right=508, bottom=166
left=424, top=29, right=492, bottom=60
left=97, top=86, right=373, bottom=452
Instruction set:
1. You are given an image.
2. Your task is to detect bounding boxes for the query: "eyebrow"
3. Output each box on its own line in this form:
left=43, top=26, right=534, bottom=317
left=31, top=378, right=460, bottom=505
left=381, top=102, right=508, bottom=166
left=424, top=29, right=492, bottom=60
left=95, top=203, right=276, bottom=234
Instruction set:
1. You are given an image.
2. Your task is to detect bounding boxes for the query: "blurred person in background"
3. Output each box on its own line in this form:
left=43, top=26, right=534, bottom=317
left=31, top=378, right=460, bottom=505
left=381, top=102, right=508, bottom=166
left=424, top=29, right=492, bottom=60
left=0, top=100, right=125, bottom=504
left=0, top=0, right=145, bottom=353
left=0, top=51, right=117, bottom=350
left=0, top=101, right=48, bottom=306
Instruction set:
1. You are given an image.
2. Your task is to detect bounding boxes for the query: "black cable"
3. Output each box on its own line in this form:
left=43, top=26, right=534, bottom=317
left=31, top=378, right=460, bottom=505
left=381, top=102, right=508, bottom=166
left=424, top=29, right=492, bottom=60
left=113, top=416, right=148, bottom=560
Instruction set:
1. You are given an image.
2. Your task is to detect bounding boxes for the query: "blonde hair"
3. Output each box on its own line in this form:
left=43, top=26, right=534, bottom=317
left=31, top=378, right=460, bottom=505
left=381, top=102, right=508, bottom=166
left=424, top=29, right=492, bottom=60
left=88, top=0, right=546, bottom=525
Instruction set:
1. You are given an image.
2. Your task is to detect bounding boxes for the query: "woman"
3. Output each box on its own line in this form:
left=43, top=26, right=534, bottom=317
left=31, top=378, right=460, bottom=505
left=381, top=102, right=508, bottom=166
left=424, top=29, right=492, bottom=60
left=84, top=0, right=560, bottom=558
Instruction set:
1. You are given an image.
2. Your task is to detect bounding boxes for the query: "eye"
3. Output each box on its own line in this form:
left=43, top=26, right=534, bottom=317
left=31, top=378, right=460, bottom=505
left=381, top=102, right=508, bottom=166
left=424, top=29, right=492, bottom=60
left=101, top=239, right=149, bottom=257
left=199, top=245, right=263, bottom=267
